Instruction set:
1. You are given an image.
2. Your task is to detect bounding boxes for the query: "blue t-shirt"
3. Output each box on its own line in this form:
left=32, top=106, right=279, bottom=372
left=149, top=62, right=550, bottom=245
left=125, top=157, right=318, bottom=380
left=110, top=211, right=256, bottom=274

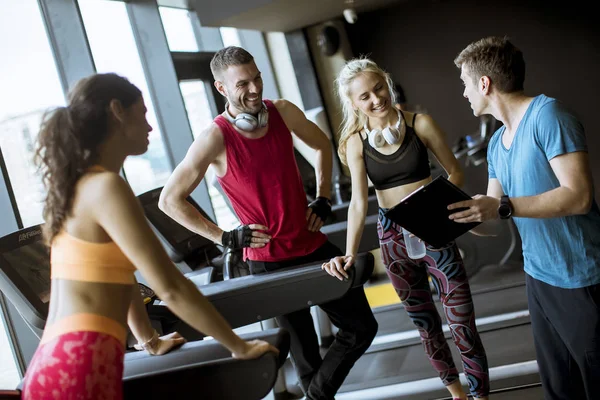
left=487, top=94, right=600, bottom=288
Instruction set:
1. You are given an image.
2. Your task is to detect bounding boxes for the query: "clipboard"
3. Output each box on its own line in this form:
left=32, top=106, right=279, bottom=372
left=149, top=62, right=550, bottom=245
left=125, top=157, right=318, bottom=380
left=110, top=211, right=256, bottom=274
left=383, top=176, right=480, bottom=248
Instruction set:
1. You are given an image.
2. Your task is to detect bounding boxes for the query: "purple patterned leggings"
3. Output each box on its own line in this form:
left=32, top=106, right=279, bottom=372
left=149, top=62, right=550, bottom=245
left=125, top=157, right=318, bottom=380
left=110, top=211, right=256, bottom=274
left=378, top=210, right=489, bottom=398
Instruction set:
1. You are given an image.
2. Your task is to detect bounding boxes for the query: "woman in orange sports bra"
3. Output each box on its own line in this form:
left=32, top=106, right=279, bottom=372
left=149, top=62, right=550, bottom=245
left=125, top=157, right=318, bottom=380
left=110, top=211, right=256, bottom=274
left=21, top=73, right=278, bottom=400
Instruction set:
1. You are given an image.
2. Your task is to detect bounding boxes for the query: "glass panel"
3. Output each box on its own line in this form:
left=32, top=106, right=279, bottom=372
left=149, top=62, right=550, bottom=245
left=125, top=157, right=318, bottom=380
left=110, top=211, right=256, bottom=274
left=0, top=310, right=20, bottom=387
left=219, top=27, right=241, bottom=47
left=78, top=0, right=171, bottom=195
left=179, top=80, right=239, bottom=229
left=0, top=0, right=58, bottom=384
left=179, top=81, right=213, bottom=140
left=158, top=7, right=199, bottom=52
left=208, top=185, right=240, bottom=231
left=0, top=0, right=65, bottom=227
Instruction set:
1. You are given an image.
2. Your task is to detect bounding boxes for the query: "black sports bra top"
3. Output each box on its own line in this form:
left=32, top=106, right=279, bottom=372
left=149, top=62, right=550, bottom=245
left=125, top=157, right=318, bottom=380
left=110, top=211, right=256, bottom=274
left=362, top=112, right=431, bottom=190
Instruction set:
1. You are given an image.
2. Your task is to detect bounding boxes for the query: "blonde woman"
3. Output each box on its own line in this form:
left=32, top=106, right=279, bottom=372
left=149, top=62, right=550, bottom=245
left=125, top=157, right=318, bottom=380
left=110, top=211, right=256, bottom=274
left=322, top=58, right=489, bottom=400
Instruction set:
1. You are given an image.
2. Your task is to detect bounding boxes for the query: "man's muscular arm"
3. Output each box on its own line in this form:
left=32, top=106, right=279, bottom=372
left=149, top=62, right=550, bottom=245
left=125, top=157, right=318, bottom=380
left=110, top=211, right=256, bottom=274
left=159, top=124, right=270, bottom=247
left=159, top=124, right=226, bottom=243
left=449, top=152, right=593, bottom=223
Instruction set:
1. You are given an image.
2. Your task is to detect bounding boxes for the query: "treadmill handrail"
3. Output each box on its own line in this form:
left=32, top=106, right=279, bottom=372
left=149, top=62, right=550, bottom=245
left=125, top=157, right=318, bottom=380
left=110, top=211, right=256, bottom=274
left=123, top=327, right=289, bottom=400
left=123, top=327, right=289, bottom=379
left=124, top=354, right=279, bottom=400
left=152, top=253, right=374, bottom=330
left=124, top=354, right=277, bottom=380
left=198, top=251, right=373, bottom=297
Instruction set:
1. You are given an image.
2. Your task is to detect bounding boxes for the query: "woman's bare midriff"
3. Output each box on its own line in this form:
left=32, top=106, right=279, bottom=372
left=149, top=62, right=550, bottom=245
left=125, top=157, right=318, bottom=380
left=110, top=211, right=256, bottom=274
left=46, top=279, right=132, bottom=329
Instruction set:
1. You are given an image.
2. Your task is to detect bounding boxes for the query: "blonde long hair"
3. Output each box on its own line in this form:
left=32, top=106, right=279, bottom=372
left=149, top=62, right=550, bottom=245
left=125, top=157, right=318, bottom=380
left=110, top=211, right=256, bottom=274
left=335, top=57, right=397, bottom=165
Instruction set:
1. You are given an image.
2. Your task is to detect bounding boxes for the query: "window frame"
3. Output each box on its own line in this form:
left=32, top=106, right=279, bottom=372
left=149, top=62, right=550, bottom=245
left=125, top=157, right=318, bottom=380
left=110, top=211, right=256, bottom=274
left=0, top=0, right=287, bottom=381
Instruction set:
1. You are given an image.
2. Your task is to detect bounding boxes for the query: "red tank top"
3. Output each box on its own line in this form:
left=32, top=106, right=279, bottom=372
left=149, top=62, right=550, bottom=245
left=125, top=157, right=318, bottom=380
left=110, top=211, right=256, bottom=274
left=215, top=99, right=327, bottom=262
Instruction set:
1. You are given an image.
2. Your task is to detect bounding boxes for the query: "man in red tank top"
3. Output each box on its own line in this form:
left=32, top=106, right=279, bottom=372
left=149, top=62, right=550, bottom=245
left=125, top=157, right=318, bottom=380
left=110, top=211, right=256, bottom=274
left=159, top=46, right=377, bottom=400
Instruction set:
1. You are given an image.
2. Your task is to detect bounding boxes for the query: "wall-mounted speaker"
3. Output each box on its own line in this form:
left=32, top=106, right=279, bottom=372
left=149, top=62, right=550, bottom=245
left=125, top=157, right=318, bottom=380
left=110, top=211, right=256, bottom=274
left=317, top=25, right=341, bottom=56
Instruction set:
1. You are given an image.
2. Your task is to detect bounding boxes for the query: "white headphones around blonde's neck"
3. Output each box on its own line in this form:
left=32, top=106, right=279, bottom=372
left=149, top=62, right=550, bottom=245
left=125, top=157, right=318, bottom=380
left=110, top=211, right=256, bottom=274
left=364, top=108, right=405, bottom=148
left=224, top=101, right=268, bottom=132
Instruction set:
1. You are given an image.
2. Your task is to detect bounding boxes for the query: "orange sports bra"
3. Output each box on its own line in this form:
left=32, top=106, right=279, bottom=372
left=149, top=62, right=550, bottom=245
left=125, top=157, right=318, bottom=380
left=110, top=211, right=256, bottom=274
left=51, top=231, right=136, bottom=284
left=50, top=164, right=137, bottom=285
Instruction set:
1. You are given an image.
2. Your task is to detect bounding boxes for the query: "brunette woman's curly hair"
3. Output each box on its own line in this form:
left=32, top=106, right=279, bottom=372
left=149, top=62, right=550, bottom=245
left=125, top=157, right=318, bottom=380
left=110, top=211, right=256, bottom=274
left=34, top=73, right=141, bottom=245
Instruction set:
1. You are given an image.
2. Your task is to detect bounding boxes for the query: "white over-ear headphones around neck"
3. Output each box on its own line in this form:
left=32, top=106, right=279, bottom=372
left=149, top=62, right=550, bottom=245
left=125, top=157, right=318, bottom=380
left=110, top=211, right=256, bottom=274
left=224, top=101, right=269, bottom=132
left=364, top=108, right=405, bottom=148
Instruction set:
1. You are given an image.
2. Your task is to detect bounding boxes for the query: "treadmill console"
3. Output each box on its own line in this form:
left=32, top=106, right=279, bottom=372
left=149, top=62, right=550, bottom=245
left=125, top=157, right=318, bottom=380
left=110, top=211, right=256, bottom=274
left=137, top=187, right=221, bottom=263
left=0, top=225, right=49, bottom=333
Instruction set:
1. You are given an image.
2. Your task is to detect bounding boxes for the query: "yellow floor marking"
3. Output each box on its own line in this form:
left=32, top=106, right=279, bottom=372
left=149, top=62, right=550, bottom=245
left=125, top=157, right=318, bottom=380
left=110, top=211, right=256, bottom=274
left=364, top=282, right=401, bottom=308
left=364, top=276, right=433, bottom=308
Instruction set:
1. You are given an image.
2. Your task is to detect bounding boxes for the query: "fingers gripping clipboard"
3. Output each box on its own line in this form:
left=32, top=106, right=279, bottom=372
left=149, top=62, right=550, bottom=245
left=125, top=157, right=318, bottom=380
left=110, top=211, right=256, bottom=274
left=383, top=176, right=481, bottom=248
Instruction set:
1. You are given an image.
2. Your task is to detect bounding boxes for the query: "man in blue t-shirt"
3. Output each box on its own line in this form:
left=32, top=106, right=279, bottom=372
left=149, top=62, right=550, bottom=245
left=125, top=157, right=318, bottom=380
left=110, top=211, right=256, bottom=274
left=450, top=36, right=600, bottom=400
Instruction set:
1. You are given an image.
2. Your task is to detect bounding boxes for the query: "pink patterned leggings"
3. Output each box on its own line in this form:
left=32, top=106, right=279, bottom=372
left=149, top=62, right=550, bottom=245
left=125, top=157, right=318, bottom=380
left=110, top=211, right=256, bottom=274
left=22, top=331, right=124, bottom=400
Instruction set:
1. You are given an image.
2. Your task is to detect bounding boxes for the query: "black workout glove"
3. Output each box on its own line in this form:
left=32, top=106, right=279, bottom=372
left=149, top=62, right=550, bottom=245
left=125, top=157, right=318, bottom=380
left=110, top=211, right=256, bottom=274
left=221, top=225, right=253, bottom=249
left=307, top=196, right=332, bottom=222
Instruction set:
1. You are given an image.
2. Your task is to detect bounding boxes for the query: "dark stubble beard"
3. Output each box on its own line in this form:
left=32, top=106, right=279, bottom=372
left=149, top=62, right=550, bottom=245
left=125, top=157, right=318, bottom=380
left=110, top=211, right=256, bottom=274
left=228, top=95, right=262, bottom=115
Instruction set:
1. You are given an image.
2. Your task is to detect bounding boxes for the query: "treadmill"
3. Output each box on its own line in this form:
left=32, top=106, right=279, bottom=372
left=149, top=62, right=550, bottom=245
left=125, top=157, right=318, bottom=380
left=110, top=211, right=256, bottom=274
left=0, top=224, right=374, bottom=399
left=0, top=225, right=288, bottom=399
left=137, top=186, right=248, bottom=283
left=137, top=187, right=536, bottom=400
left=319, top=228, right=536, bottom=399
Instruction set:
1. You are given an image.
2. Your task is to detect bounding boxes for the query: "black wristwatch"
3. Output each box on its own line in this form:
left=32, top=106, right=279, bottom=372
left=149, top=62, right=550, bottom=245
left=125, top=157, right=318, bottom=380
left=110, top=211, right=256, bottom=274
left=498, top=195, right=513, bottom=219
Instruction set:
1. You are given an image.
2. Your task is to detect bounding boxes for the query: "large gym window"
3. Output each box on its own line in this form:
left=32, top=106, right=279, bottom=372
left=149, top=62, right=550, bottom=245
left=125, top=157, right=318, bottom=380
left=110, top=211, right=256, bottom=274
left=78, top=0, right=172, bottom=195
left=0, top=0, right=59, bottom=385
left=159, top=6, right=199, bottom=52
left=220, top=27, right=242, bottom=47
left=0, top=0, right=65, bottom=228
left=179, top=81, right=213, bottom=140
